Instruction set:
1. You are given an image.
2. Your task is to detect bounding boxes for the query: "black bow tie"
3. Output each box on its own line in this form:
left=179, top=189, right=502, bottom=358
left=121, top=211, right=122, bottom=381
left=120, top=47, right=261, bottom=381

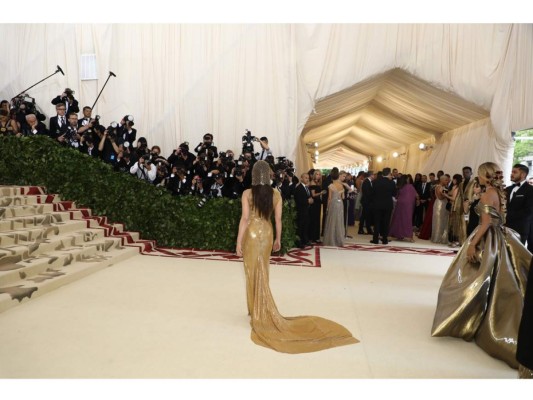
left=512, top=183, right=521, bottom=188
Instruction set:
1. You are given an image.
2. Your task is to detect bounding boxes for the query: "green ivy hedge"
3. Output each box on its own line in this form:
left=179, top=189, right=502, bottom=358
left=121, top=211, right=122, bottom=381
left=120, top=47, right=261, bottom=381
left=0, top=136, right=297, bottom=253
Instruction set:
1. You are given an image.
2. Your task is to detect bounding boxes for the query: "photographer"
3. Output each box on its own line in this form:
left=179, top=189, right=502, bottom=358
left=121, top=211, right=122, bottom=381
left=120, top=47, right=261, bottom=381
left=78, top=106, right=100, bottom=143
left=191, top=152, right=212, bottom=180
left=58, top=113, right=89, bottom=149
left=189, top=174, right=205, bottom=196
left=114, top=148, right=135, bottom=173
left=168, top=142, right=195, bottom=171
left=154, top=163, right=170, bottom=187
left=130, top=153, right=157, bottom=183
left=79, top=134, right=100, bottom=158
left=209, top=173, right=231, bottom=198
left=194, top=133, right=218, bottom=160
left=11, top=94, right=46, bottom=125
left=274, top=169, right=293, bottom=201
left=241, top=129, right=258, bottom=155
left=117, top=115, right=136, bottom=150
left=134, top=137, right=149, bottom=161
left=166, top=166, right=189, bottom=195
left=148, top=145, right=170, bottom=167
left=51, top=88, right=79, bottom=115
left=97, top=124, right=120, bottom=165
left=257, top=136, right=273, bottom=161
left=226, top=165, right=246, bottom=199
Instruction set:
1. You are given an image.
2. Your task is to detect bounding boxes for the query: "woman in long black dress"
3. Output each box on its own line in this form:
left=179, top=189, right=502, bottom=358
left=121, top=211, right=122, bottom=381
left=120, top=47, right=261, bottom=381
left=308, top=169, right=325, bottom=243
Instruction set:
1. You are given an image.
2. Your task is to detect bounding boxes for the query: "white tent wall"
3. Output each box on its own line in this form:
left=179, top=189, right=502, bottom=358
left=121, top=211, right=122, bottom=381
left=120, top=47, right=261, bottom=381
left=1, top=24, right=532, bottom=179
left=294, top=24, right=533, bottom=177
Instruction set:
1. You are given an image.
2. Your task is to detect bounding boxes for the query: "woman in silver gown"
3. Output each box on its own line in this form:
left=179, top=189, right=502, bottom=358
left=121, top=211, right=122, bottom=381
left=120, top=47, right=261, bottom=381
left=431, top=175, right=450, bottom=244
left=323, top=167, right=346, bottom=247
left=432, top=162, right=531, bottom=369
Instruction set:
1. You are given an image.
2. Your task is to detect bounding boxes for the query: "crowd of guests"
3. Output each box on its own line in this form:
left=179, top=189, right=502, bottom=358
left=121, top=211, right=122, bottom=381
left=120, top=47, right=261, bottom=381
left=2, top=90, right=533, bottom=254
left=351, top=165, right=533, bottom=252
left=292, top=164, right=533, bottom=254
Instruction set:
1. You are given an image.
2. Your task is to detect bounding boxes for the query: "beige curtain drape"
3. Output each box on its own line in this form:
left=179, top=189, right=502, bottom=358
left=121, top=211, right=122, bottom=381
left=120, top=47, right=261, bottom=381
left=1, top=24, right=532, bottom=179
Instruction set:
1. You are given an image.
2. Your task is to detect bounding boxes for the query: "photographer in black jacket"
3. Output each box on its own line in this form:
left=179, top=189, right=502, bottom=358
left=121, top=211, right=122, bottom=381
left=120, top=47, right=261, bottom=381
left=51, top=88, right=79, bottom=115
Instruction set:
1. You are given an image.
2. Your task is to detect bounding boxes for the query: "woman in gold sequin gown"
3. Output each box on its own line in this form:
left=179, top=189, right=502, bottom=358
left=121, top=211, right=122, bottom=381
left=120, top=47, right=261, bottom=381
left=236, top=161, right=358, bottom=353
left=432, top=162, right=531, bottom=368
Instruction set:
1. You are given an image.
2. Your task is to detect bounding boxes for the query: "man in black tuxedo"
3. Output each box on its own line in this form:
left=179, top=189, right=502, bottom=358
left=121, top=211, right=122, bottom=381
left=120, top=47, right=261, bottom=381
left=414, top=174, right=431, bottom=228
left=369, top=167, right=397, bottom=245
left=358, top=171, right=374, bottom=235
left=506, top=164, right=533, bottom=251
left=48, top=103, right=69, bottom=140
left=294, top=172, right=313, bottom=248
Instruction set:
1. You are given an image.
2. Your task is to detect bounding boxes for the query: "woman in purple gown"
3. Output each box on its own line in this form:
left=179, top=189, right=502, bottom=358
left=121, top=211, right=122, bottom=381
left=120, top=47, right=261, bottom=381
left=389, top=175, right=419, bottom=242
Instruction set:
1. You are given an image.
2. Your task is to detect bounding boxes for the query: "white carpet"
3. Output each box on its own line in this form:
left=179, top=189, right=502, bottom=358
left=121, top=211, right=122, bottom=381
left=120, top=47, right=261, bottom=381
left=0, top=236, right=517, bottom=380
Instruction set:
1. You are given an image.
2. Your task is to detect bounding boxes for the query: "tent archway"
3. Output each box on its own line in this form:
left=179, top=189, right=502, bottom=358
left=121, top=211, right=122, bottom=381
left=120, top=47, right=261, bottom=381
left=298, top=68, right=490, bottom=174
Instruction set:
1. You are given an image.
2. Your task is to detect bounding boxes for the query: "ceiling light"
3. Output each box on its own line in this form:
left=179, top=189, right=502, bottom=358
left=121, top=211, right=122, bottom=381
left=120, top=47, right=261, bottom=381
left=392, top=152, right=399, bottom=158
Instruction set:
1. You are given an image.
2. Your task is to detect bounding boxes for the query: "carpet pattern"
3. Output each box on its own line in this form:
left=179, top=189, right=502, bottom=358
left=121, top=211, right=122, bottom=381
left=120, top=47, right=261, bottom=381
left=142, top=243, right=456, bottom=268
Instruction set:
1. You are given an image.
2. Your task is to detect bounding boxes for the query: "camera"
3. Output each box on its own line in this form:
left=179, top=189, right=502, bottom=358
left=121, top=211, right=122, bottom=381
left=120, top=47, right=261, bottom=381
left=123, top=115, right=134, bottom=126
left=106, top=121, right=119, bottom=140
left=241, top=129, right=257, bottom=153
left=197, top=195, right=209, bottom=208
left=234, top=166, right=244, bottom=177
left=11, top=94, right=46, bottom=122
left=139, top=153, right=152, bottom=165
left=274, top=156, right=295, bottom=177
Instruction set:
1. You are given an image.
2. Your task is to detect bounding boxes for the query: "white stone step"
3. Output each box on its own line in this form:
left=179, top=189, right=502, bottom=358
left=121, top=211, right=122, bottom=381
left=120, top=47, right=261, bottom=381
left=0, top=244, right=139, bottom=313
left=0, top=236, right=129, bottom=287
left=0, top=194, right=63, bottom=207
left=0, top=220, right=90, bottom=246
left=0, top=204, right=55, bottom=219
left=0, top=186, right=152, bottom=314
left=0, top=228, right=109, bottom=266
left=0, top=212, right=73, bottom=231
left=0, top=186, right=46, bottom=197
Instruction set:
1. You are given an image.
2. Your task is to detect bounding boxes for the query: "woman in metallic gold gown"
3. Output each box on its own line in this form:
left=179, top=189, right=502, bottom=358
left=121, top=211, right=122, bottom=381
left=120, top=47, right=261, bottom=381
left=432, top=162, right=531, bottom=369
left=236, top=161, right=358, bottom=353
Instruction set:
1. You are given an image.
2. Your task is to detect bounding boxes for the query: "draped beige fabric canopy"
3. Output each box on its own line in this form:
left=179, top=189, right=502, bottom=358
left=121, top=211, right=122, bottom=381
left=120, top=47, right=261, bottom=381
left=302, top=68, right=490, bottom=170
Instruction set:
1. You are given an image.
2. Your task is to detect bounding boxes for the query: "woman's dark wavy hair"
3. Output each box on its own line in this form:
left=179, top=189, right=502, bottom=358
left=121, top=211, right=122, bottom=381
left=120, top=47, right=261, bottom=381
left=251, top=185, right=274, bottom=220
left=452, top=173, right=463, bottom=188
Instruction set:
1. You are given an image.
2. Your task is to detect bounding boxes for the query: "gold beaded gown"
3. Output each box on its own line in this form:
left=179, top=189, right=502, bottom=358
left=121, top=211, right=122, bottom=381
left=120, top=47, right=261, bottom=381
left=431, top=203, right=531, bottom=368
left=242, top=189, right=358, bottom=353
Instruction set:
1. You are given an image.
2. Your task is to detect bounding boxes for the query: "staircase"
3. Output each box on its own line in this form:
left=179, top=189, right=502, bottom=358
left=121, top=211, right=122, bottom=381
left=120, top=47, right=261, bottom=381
left=0, top=185, right=155, bottom=313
